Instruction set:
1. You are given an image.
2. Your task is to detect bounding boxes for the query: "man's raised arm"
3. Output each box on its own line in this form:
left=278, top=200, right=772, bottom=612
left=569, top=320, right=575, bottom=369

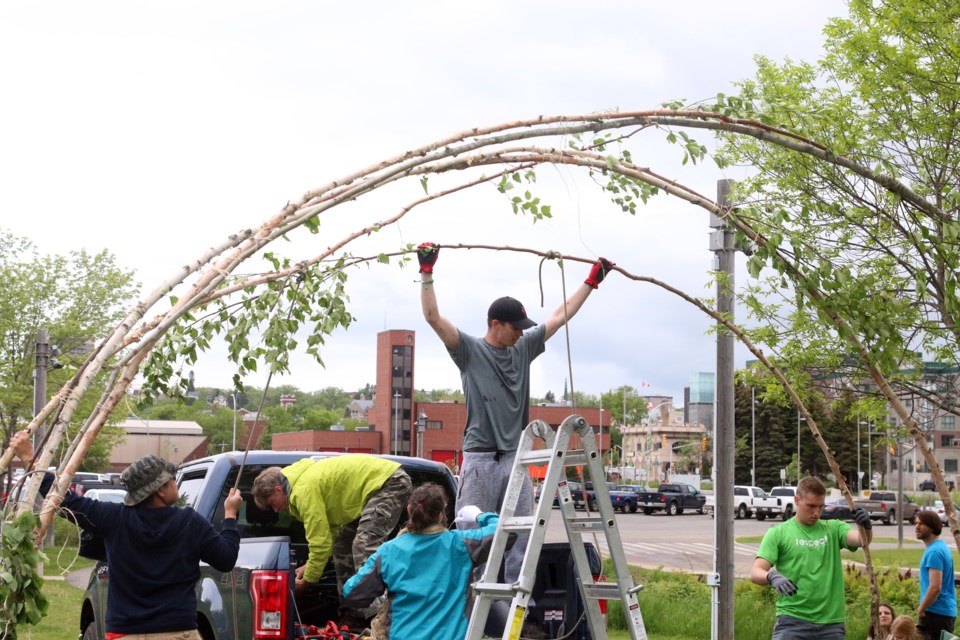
left=543, top=258, right=615, bottom=340
left=417, top=242, right=460, bottom=349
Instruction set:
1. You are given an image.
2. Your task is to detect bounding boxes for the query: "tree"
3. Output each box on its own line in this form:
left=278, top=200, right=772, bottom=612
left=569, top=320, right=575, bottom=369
left=600, top=387, right=648, bottom=427
left=716, top=0, right=960, bottom=469
left=0, top=230, right=137, bottom=472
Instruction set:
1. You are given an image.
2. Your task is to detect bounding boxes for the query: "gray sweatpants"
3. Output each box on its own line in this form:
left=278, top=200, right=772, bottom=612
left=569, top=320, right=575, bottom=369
left=456, top=450, right=532, bottom=583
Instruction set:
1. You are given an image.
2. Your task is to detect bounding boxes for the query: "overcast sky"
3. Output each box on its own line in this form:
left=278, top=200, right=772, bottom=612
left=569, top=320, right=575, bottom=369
left=0, top=2, right=844, bottom=405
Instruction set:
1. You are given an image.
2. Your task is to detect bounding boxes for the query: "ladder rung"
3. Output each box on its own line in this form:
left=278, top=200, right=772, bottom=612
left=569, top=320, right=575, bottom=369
left=519, top=449, right=554, bottom=465
left=582, top=582, right=642, bottom=599
left=562, top=452, right=588, bottom=466
left=567, top=517, right=605, bottom=532
left=500, top=516, right=538, bottom=531
left=473, top=582, right=524, bottom=598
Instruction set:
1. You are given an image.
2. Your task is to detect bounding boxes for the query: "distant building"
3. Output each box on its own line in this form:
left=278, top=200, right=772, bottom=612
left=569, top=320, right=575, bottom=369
left=348, top=396, right=374, bottom=422
left=621, top=396, right=707, bottom=482
left=270, top=329, right=610, bottom=470
left=685, top=371, right=715, bottom=434
left=279, top=394, right=297, bottom=409
left=110, top=419, right=208, bottom=472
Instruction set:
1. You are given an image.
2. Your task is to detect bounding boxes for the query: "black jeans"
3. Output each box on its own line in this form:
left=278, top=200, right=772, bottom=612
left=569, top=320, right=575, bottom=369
left=918, top=611, right=955, bottom=640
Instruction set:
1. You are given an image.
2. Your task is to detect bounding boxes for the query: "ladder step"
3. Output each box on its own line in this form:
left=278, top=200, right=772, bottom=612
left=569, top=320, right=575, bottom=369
left=566, top=517, right=606, bottom=532
left=519, top=449, right=553, bottom=465
left=518, top=449, right=589, bottom=467
left=582, top=582, right=643, bottom=599
left=473, top=582, right=524, bottom=598
left=500, top=516, right=538, bottom=531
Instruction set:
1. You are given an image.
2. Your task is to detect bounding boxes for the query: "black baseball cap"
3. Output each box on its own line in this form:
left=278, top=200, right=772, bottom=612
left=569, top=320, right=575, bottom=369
left=488, top=296, right=536, bottom=330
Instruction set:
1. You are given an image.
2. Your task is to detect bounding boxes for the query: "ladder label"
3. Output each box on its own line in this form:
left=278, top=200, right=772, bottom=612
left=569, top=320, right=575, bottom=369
left=508, top=605, right=526, bottom=640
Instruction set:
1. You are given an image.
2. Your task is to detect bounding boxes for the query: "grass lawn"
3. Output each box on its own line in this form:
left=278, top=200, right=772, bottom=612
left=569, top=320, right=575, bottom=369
left=19, top=579, right=84, bottom=640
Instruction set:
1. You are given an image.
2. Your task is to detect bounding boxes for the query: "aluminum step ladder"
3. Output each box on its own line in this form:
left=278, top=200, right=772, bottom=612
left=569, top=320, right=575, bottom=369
left=465, top=414, right=648, bottom=640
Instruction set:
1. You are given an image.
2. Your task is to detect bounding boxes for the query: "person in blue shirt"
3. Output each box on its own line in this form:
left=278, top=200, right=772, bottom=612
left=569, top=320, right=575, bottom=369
left=342, top=483, right=498, bottom=640
left=915, top=509, right=956, bottom=639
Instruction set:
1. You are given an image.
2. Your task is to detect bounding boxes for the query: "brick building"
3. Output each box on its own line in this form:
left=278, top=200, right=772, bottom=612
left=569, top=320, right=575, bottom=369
left=271, top=329, right=610, bottom=470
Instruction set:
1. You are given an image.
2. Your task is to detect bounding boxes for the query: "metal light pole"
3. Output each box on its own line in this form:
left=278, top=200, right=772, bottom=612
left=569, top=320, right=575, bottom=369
left=416, top=411, right=428, bottom=459
left=857, top=419, right=862, bottom=493
left=393, top=391, right=401, bottom=456
left=33, top=328, right=50, bottom=450
left=230, top=393, right=238, bottom=451
left=797, top=411, right=803, bottom=484
left=751, top=387, right=756, bottom=488
left=599, top=403, right=606, bottom=478
left=867, top=420, right=872, bottom=489
left=710, top=179, right=739, bottom=640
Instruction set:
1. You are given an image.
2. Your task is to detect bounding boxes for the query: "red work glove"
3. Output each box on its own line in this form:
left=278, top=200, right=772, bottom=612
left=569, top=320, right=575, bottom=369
left=584, top=257, right=615, bottom=289
left=417, top=242, right=440, bottom=274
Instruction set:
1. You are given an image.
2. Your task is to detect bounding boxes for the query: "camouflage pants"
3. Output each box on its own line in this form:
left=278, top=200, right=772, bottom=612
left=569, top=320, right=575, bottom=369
left=333, top=468, right=412, bottom=614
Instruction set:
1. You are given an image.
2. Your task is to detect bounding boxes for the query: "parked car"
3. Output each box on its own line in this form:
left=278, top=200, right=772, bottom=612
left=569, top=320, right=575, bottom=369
left=608, top=484, right=644, bottom=513
left=80, top=451, right=459, bottom=640
left=853, top=491, right=921, bottom=525
left=769, top=486, right=798, bottom=520
left=919, top=478, right=936, bottom=492
left=83, top=488, right=126, bottom=504
left=923, top=499, right=949, bottom=524
left=535, top=480, right=585, bottom=509
left=705, top=485, right=783, bottom=520
left=820, top=497, right=854, bottom=521
left=637, top=483, right=706, bottom=516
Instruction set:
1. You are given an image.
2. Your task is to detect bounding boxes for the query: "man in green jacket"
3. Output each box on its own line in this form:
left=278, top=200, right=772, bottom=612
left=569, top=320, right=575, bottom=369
left=252, top=455, right=412, bottom=624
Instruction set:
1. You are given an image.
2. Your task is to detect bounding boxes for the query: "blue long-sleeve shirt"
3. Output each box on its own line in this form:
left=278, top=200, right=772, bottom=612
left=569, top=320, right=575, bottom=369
left=343, top=513, right=499, bottom=640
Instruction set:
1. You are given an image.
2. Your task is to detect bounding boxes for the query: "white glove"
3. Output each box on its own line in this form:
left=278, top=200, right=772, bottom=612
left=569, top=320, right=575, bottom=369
left=455, top=505, right=483, bottom=526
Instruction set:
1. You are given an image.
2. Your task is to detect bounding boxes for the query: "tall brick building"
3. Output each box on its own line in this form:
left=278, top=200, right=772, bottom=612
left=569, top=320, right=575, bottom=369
left=271, top=329, right=609, bottom=470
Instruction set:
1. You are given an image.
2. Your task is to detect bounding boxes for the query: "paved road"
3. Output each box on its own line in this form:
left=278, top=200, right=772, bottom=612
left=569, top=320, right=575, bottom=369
left=541, top=507, right=784, bottom=577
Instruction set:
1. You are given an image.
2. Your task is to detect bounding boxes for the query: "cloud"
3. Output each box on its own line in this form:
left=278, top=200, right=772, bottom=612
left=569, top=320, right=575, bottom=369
left=0, top=0, right=840, bottom=403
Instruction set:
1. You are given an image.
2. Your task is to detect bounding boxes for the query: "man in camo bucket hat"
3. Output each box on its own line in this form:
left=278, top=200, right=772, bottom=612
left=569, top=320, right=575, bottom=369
left=10, top=431, right=243, bottom=639
left=122, top=454, right=177, bottom=506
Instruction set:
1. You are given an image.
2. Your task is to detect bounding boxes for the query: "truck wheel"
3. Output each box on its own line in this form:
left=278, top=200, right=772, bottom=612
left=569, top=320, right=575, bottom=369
left=629, top=503, right=638, bottom=514
left=885, top=510, right=895, bottom=525
left=677, top=508, right=684, bottom=515
left=643, top=507, right=654, bottom=515
left=667, top=502, right=679, bottom=516
left=82, top=622, right=97, bottom=640
left=736, top=503, right=748, bottom=520
left=782, top=505, right=793, bottom=520
left=757, top=513, right=767, bottom=521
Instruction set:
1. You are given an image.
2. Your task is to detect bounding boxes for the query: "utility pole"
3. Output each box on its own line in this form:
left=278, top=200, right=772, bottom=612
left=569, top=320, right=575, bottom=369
left=710, top=179, right=739, bottom=640
left=33, top=328, right=50, bottom=449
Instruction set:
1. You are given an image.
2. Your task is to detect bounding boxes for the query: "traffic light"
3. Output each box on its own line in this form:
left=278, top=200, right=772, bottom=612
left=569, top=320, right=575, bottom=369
left=701, top=436, right=707, bottom=451
left=661, top=434, right=667, bottom=447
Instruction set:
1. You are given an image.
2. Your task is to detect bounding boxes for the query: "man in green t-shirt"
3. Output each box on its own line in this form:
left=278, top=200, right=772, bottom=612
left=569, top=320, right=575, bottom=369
left=750, top=476, right=873, bottom=639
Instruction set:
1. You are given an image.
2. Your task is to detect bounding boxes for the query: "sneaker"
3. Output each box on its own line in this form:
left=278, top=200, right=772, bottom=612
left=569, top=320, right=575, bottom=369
left=520, top=618, right=550, bottom=639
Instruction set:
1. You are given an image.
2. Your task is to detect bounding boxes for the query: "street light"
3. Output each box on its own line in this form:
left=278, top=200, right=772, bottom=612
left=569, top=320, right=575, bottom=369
left=230, top=393, right=238, bottom=451
left=751, top=387, right=756, bottom=488
left=416, top=411, right=428, bottom=459
left=393, top=391, right=401, bottom=456
left=797, top=411, right=806, bottom=485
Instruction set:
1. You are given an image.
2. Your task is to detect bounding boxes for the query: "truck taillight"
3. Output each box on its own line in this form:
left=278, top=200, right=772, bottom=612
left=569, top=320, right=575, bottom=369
left=659, top=495, right=666, bottom=503
left=595, top=574, right=608, bottom=615
left=251, top=571, right=288, bottom=639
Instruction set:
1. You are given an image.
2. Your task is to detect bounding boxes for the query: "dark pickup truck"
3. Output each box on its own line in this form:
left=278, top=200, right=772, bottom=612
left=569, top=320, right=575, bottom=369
left=637, top=483, right=707, bottom=516
left=78, top=451, right=458, bottom=640
left=608, top=485, right=644, bottom=514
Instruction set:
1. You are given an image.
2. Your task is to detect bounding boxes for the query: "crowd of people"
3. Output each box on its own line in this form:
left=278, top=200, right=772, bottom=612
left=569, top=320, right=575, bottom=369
left=8, top=243, right=960, bottom=640
left=752, top=475, right=957, bottom=640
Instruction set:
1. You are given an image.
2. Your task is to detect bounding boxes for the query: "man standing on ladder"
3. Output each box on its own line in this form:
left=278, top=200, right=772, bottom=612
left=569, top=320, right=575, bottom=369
left=417, top=242, right=613, bottom=636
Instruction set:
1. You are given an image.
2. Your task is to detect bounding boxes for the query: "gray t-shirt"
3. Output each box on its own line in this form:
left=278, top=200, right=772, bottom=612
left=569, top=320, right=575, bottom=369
left=449, top=324, right=547, bottom=452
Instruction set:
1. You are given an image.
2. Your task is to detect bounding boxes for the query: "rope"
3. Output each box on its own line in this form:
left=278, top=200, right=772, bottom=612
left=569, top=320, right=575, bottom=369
left=539, top=254, right=608, bottom=590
